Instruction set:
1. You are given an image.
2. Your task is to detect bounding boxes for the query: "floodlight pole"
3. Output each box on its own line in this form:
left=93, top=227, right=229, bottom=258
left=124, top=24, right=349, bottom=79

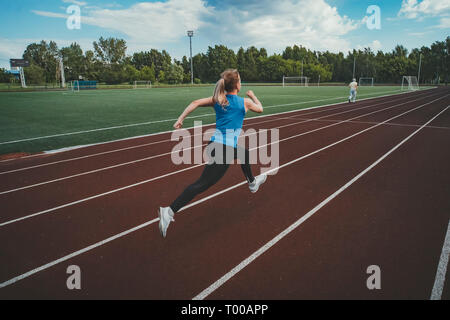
left=353, top=56, right=356, bottom=79
left=301, top=59, right=304, bottom=77
left=187, top=31, right=194, bottom=85
left=19, top=67, right=27, bottom=88
left=418, top=53, right=422, bottom=85
left=59, top=57, right=66, bottom=88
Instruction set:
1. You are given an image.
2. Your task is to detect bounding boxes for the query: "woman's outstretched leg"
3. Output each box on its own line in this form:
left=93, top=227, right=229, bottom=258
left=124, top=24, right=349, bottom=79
left=235, top=145, right=267, bottom=193
left=235, top=145, right=255, bottom=183
left=170, top=162, right=229, bottom=213
left=158, top=161, right=229, bottom=238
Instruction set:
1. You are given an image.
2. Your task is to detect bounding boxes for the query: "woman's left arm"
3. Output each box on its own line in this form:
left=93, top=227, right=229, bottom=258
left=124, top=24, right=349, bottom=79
left=174, top=97, right=214, bottom=129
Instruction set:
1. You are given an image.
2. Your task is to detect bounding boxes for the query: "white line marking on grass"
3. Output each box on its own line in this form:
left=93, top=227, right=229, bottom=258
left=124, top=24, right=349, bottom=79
left=0, top=94, right=393, bottom=175
left=0, top=100, right=446, bottom=288
left=0, top=88, right=431, bottom=164
left=431, top=219, right=450, bottom=300
left=0, top=89, right=408, bottom=146
left=0, top=113, right=216, bottom=146
left=0, top=92, right=439, bottom=210
left=0, top=90, right=434, bottom=179
left=193, top=105, right=450, bottom=300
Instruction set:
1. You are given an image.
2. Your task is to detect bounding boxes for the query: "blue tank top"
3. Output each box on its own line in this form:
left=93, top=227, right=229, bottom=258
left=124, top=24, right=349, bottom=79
left=210, top=94, right=246, bottom=148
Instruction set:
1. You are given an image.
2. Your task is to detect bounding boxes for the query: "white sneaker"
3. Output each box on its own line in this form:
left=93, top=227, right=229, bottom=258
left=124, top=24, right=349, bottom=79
left=158, top=207, right=175, bottom=238
left=249, top=174, right=267, bottom=193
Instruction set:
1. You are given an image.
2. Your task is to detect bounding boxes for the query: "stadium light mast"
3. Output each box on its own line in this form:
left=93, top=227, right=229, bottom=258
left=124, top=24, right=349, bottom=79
left=187, top=30, right=194, bottom=85
left=418, top=53, right=422, bottom=85
left=301, top=59, right=304, bottom=77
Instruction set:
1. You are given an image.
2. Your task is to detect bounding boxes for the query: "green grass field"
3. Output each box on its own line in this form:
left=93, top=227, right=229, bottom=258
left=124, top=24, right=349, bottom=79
left=0, top=85, right=409, bottom=156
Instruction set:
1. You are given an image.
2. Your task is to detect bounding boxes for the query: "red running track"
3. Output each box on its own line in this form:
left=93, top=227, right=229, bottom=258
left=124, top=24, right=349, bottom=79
left=0, top=87, right=449, bottom=299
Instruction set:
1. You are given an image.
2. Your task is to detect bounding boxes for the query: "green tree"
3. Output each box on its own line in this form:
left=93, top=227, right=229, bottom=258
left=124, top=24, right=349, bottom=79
left=123, top=64, right=140, bottom=83
left=23, top=40, right=59, bottom=83
left=258, top=55, right=288, bottom=82
left=131, top=49, right=172, bottom=78
left=24, top=64, right=45, bottom=84
left=140, top=65, right=156, bottom=82
left=0, top=68, right=13, bottom=83
left=206, top=45, right=237, bottom=81
left=164, top=64, right=184, bottom=84
left=60, top=43, right=85, bottom=81
left=93, top=37, right=127, bottom=65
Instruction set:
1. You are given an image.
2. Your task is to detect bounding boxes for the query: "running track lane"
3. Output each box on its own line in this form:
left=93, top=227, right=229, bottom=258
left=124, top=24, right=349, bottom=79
left=0, top=89, right=432, bottom=173
left=0, top=91, right=444, bottom=279
left=0, top=88, right=448, bottom=299
left=203, top=100, right=450, bottom=300
left=0, top=89, right=432, bottom=191
left=0, top=90, right=441, bottom=223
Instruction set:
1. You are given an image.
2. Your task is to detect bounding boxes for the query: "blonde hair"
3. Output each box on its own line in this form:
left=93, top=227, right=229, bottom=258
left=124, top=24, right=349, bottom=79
left=213, top=69, right=240, bottom=108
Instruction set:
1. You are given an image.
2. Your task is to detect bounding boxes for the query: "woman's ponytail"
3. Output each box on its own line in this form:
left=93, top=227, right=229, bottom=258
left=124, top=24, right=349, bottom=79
left=213, top=78, right=229, bottom=108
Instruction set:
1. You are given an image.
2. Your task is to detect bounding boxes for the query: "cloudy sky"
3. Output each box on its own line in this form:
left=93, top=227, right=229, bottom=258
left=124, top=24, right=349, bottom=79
left=0, top=0, right=449, bottom=69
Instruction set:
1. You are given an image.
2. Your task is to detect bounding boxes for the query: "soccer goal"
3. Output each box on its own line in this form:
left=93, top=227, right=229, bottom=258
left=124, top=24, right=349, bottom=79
left=401, top=76, right=419, bottom=91
left=134, top=81, right=152, bottom=89
left=70, top=80, right=80, bottom=93
left=283, top=76, right=309, bottom=87
left=359, top=77, right=374, bottom=87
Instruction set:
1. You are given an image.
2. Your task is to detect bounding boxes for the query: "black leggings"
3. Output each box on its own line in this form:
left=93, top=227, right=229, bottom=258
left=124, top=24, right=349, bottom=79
left=170, top=142, right=255, bottom=213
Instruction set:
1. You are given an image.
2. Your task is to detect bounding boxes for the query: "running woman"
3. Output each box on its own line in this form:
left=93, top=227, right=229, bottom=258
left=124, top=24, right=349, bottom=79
left=158, top=69, right=268, bottom=238
left=348, top=78, right=358, bottom=103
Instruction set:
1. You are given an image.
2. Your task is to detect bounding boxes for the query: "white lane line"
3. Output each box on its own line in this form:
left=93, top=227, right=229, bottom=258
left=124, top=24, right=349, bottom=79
left=193, top=105, right=450, bottom=301
left=431, top=219, right=450, bottom=300
left=0, top=92, right=398, bottom=175
left=0, top=92, right=440, bottom=223
left=0, top=113, right=215, bottom=146
left=286, top=118, right=450, bottom=130
left=0, top=218, right=160, bottom=289
left=1, top=88, right=433, bottom=167
left=0, top=92, right=437, bottom=194
left=0, top=89, right=410, bottom=150
left=0, top=163, right=204, bottom=227
left=0, top=100, right=446, bottom=288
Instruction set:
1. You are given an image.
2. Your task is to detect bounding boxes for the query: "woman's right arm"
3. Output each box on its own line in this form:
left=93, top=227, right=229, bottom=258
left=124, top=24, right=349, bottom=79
left=174, top=97, right=214, bottom=129
left=245, top=90, right=263, bottom=113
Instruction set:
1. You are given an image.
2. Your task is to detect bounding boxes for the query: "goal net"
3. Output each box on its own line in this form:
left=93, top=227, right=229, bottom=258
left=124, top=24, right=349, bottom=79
left=401, top=76, right=419, bottom=91
left=283, top=76, right=309, bottom=87
left=134, top=81, right=152, bottom=89
left=359, top=77, right=374, bottom=87
left=70, top=80, right=80, bottom=92
left=70, top=80, right=97, bottom=92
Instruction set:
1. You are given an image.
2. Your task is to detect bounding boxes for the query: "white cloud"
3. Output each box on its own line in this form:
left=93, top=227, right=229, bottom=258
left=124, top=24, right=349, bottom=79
left=32, top=0, right=359, bottom=55
left=32, top=10, right=68, bottom=19
left=62, top=0, right=87, bottom=6
left=437, top=16, right=450, bottom=28
left=398, top=0, right=450, bottom=19
left=83, top=0, right=212, bottom=44
left=356, top=40, right=382, bottom=51
left=0, top=38, right=95, bottom=69
left=228, top=0, right=359, bottom=53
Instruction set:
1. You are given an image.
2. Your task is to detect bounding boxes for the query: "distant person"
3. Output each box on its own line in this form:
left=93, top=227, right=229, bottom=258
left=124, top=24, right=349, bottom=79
left=158, top=69, right=268, bottom=238
left=348, top=78, right=358, bottom=103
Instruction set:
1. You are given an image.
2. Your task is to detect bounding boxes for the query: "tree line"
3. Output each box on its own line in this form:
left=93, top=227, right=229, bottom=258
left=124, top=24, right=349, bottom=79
left=1, top=36, right=448, bottom=85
